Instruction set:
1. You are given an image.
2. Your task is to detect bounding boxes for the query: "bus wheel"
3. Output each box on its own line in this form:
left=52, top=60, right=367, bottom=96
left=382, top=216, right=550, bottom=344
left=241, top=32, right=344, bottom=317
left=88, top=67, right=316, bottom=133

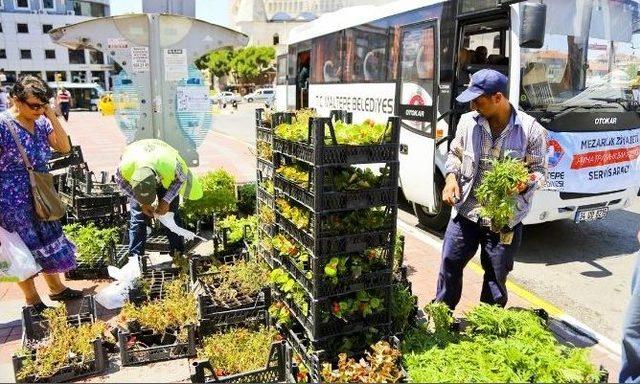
left=413, top=172, right=451, bottom=232
left=90, top=105, right=98, bottom=111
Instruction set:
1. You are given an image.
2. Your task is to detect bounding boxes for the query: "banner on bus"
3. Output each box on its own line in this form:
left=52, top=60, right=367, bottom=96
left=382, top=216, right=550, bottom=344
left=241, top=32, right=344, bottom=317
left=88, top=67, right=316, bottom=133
left=546, top=128, right=640, bottom=193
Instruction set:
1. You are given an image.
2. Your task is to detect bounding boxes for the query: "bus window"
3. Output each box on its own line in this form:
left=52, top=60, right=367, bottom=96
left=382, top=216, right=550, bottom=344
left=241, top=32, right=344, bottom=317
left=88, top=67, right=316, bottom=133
left=288, top=45, right=297, bottom=85
left=311, top=32, right=343, bottom=83
left=277, top=55, right=287, bottom=85
left=388, top=25, right=401, bottom=81
left=344, top=25, right=387, bottom=82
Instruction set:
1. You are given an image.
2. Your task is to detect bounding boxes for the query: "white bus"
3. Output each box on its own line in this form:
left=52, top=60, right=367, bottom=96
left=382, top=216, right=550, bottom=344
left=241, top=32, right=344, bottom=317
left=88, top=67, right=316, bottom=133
left=48, top=82, right=105, bottom=111
left=275, top=0, right=640, bottom=231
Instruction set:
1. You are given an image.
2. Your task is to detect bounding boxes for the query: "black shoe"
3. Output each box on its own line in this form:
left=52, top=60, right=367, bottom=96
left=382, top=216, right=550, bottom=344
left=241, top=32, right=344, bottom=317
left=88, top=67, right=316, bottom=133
left=32, top=302, right=52, bottom=314
left=49, top=287, right=83, bottom=302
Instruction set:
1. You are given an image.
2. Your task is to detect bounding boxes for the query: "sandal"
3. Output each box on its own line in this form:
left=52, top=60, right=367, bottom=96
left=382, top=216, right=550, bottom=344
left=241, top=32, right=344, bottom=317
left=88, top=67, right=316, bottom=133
left=49, top=287, right=83, bottom=302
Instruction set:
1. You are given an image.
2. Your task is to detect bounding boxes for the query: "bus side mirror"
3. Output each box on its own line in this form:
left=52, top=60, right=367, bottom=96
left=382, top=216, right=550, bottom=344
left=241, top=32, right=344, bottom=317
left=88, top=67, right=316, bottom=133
left=520, top=2, right=546, bottom=49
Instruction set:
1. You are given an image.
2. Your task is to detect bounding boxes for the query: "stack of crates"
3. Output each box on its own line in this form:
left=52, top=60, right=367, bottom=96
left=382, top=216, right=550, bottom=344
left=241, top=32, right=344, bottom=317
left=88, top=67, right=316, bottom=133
left=257, top=108, right=401, bottom=381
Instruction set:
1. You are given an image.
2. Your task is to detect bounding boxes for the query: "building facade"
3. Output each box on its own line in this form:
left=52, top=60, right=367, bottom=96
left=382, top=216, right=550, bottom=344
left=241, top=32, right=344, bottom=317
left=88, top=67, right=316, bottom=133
left=0, top=0, right=113, bottom=89
left=230, top=0, right=397, bottom=55
left=142, top=0, right=195, bottom=17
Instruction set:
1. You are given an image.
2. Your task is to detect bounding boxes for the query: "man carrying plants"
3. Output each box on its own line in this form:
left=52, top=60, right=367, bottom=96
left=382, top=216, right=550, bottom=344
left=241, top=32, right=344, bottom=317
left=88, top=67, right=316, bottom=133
left=115, top=139, right=203, bottom=257
left=435, top=69, right=547, bottom=309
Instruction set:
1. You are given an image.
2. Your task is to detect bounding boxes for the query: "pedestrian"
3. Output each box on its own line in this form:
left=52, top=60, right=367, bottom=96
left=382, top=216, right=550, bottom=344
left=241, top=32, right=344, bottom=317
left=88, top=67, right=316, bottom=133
left=115, top=139, right=203, bottom=259
left=0, top=75, right=81, bottom=313
left=0, top=86, right=9, bottom=112
left=620, top=230, right=640, bottom=383
left=434, top=69, right=548, bottom=309
left=0, top=68, right=7, bottom=86
left=56, top=87, right=71, bottom=122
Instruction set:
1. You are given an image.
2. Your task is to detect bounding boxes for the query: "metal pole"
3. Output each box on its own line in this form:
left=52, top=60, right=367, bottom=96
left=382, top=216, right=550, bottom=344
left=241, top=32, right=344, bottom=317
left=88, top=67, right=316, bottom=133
left=147, top=14, right=163, bottom=139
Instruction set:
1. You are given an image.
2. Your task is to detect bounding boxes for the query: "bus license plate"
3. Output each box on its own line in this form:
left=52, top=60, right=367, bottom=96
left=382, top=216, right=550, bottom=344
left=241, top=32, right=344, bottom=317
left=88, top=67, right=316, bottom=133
left=574, top=207, right=608, bottom=223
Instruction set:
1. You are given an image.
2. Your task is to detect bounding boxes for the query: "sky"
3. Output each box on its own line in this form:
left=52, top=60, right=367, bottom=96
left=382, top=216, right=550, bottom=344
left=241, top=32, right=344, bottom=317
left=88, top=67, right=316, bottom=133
left=110, top=0, right=231, bottom=27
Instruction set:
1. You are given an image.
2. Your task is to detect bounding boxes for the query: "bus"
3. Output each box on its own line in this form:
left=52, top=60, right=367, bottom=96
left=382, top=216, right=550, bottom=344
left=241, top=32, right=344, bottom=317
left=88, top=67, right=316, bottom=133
left=275, top=0, right=640, bottom=231
left=48, top=82, right=105, bottom=111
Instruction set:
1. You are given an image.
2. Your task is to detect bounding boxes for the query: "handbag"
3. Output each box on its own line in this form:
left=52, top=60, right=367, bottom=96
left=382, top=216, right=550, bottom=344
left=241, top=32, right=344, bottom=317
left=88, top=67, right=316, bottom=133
left=6, top=119, right=66, bottom=221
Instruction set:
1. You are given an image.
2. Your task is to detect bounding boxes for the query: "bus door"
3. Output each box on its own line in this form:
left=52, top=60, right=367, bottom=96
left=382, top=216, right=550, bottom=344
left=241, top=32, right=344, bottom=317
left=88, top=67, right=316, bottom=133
left=296, top=50, right=310, bottom=109
left=396, top=20, right=439, bottom=212
left=275, top=54, right=288, bottom=111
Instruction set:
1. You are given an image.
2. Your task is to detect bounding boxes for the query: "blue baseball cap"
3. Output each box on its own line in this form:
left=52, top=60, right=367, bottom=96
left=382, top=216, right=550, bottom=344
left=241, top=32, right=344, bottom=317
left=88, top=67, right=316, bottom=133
left=456, top=69, right=508, bottom=103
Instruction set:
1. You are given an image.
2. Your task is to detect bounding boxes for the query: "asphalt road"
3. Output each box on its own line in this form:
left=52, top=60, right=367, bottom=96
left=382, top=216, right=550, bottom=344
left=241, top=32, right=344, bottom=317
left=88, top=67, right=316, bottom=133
left=213, top=103, right=638, bottom=345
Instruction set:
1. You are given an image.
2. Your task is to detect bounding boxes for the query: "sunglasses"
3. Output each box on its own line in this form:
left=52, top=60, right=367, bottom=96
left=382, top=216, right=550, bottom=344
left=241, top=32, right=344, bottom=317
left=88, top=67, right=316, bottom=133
left=20, top=99, right=48, bottom=111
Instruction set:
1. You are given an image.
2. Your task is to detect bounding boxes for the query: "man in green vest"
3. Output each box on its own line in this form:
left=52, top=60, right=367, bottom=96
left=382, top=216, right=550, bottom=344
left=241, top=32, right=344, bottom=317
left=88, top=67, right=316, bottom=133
left=115, top=139, right=203, bottom=257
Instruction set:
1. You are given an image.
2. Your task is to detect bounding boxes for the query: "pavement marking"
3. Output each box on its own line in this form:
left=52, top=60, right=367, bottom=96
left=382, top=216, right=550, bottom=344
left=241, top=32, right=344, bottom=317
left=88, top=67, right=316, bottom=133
left=397, top=218, right=622, bottom=358
left=209, top=130, right=255, bottom=149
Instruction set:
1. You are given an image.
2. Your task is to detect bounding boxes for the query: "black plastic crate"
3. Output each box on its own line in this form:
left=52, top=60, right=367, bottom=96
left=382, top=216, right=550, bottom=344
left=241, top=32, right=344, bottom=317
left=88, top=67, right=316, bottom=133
left=64, top=242, right=119, bottom=280
left=255, top=108, right=273, bottom=129
left=275, top=253, right=393, bottom=299
left=273, top=166, right=399, bottom=214
left=190, top=340, right=286, bottom=383
left=189, top=254, right=271, bottom=331
left=272, top=116, right=400, bottom=166
left=128, top=268, right=180, bottom=305
left=274, top=207, right=397, bottom=256
left=273, top=285, right=391, bottom=342
left=48, top=145, right=84, bottom=172
left=118, top=324, right=197, bottom=366
left=13, top=338, right=107, bottom=383
left=21, top=295, right=97, bottom=342
left=60, top=190, right=128, bottom=221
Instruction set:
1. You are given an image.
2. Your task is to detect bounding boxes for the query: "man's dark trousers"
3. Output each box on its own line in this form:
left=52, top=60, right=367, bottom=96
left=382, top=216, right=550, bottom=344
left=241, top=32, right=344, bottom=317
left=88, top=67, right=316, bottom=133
left=128, top=186, right=185, bottom=256
left=435, top=214, right=523, bottom=309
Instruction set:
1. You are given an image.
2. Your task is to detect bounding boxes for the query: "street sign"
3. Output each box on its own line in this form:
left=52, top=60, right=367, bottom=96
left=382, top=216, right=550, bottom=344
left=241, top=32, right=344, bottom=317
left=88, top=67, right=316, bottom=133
left=49, top=14, right=248, bottom=166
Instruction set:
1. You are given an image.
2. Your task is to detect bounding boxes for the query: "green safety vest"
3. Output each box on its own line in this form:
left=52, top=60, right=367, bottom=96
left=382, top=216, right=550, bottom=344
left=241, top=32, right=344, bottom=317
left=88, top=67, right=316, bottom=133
left=118, top=139, right=203, bottom=201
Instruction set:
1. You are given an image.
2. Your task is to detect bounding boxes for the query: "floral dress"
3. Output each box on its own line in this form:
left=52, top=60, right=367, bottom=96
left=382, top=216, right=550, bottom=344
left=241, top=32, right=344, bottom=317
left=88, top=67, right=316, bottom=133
left=0, top=112, right=76, bottom=273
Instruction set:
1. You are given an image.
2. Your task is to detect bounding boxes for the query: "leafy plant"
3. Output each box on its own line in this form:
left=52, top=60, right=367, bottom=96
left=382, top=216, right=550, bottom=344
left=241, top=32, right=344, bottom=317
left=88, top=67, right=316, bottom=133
left=322, top=207, right=389, bottom=234
left=258, top=204, right=275, bottom=225
left=237, top=183, right=257, bottom=215
left=258, top=179, right=275, bottom=195
left=329, top=165, right=390, bottom=191
left=63, top=223, right=120, bottom=267
left=331, top=290, right=384, bottom=319
left=181, top=169, right=237, bottom=227
left=15, top=306, right=112, bottom=381
left=276, top=117, right=391, bottom=146
left=321, top=340, right=403, bottom=383
left=276, top=164, right=309, bottom=188
left=271, top=234, right=310, bottom=277
left=268, top=301, right=291, bottom=326
left=475, top=157, right=529, bottom=231
left=198, top=326, right=279, bottom=376
left=403, top=304, right=600, bottom=383
left=276, top=198, right=310, bottom=229
left=257, top=141, right=273, bottom=161
left=120, top=279, right=197, bottom=335
left=217, top=215, right=257, bottom=246
left=390, top=285, right=416, bottom=333
left=202, top=258, right=270, bottom=303
left=269, top=268, right=309, bottom=316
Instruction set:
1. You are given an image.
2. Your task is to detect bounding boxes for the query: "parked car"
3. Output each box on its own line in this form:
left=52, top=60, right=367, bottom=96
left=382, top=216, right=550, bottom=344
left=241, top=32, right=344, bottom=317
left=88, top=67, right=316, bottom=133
left=210, top=91, right=242, bottom=105
left=243, top=88, right=275, bottom=103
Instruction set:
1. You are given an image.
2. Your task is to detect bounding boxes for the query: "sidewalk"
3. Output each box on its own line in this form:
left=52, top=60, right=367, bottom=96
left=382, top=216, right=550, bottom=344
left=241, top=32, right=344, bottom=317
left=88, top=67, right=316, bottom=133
left=61, top=112, right=256, bottom=183
left=0, top=112, right=621, bottom=382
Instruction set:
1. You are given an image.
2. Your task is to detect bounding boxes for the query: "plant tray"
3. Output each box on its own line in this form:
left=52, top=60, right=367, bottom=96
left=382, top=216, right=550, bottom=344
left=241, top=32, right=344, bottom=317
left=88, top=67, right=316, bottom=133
left=21, top=295, right=97, bottom=342
left=12, top=338, right=107, bottom=383
left=257, top=186, right=274, bottom=207
left=273, top=173, right=398, bottom=214
left=275, top=253, right=393, bottom=299
left=273, top=285, right=391, bottom=342
left=64, top=243, right=119, bottom=280
left=48, top=145, right=84, bottom=172
left=118, top=324, right=197, bottom=366
left=274, top=210, right=396, bottom=256
left=60, top=191, right=128, bottom=221
left=190, top=341, right=286, bottom=383
left=128, top=268, right=181, bottom=305
left=272, top=116, right=400, bottom=166
left=255, top=108, right=273, bottom=129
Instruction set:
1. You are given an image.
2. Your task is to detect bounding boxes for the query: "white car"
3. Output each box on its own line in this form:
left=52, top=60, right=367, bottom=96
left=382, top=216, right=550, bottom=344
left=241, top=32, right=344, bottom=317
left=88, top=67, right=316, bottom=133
left=243, top=88, right=275, bottom=103
left=210, top=91, right=242, bottom=105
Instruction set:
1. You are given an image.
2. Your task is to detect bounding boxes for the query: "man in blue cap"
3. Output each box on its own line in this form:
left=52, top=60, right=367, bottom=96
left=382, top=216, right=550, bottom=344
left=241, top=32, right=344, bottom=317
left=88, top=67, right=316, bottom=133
left=434, top=69, right=548, bottom=309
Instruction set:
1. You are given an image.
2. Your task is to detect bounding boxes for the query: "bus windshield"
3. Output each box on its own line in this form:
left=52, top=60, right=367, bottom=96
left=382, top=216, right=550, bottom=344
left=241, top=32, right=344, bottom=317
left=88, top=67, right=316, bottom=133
left=520, top=0, right=640, bottom=112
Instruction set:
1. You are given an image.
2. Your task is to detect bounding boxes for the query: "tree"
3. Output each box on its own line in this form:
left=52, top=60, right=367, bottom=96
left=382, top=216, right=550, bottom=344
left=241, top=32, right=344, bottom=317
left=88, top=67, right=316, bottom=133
left=206, top=48, right=235, bottom=78
left=230, top=46, right=276, bottom=84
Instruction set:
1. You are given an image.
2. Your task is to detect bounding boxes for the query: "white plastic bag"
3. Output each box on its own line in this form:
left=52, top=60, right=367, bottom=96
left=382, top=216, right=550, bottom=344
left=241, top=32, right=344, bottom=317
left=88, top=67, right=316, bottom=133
left=94, top=255, right=141, bottom=309
left=0, top=226, right=41, bottom=281
left=155, top=212, right=206, bottom=242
